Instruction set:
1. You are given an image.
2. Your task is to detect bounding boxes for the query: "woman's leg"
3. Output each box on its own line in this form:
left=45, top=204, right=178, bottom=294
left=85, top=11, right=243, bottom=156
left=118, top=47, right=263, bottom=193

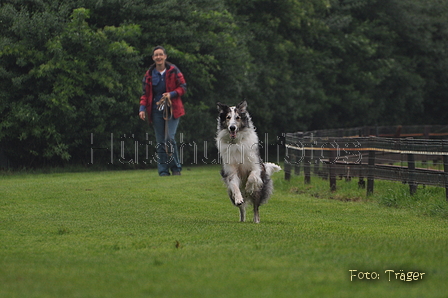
left=166, top=117, right=181, bottom=174
left=152, top=111, right=170, bottom=176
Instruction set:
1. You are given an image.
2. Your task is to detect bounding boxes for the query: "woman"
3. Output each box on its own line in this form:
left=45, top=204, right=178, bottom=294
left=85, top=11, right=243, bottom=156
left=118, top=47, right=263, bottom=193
left=139, top=46, right=187, bottom=176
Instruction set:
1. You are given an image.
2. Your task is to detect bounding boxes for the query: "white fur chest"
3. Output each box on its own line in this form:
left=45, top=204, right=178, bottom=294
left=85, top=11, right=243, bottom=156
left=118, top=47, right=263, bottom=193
left=216, top=128, right=260, bottom=168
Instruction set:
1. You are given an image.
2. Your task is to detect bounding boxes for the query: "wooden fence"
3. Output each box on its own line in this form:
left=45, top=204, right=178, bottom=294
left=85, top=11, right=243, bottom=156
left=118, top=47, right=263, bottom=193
left=284, top=125, right=448, bottom=200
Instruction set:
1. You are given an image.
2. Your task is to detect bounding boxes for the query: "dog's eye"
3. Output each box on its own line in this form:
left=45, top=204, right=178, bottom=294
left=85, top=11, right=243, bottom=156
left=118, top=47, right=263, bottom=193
left=226, top=115, right=231, bottom=120
left=235, top=116, right=241, bottom=120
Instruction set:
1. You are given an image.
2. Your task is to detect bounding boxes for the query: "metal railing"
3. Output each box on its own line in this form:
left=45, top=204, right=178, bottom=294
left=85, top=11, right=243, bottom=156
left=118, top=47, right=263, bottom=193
left=284, top=125, right=448, bottom=200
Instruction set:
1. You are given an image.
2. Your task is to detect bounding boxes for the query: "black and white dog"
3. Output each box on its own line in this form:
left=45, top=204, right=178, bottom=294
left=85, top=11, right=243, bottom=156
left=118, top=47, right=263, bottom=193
left=216, top=101, right=281, bottom=223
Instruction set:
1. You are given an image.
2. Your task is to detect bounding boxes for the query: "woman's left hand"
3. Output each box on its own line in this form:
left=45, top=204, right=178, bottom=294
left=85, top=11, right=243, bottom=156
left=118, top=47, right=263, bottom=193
left=162, top=92, right=171, bottom=100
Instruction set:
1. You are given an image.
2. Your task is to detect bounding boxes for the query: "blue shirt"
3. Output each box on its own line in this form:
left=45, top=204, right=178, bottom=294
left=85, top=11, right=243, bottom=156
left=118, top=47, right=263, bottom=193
left=139, top=68, right=178, bottom=113
left=151, top=68, right=167, bottom=111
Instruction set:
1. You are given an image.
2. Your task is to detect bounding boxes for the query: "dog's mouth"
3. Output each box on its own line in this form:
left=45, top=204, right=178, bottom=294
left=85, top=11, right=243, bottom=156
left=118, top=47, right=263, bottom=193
left=229, top=130, right=237, bottom=139
left=229, top=126, right=238, bottom=139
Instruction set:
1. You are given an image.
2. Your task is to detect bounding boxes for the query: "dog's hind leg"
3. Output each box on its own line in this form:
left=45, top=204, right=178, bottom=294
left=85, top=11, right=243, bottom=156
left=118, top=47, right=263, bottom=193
left=246, top=170, right=263, bottom=194
left=238, top=204, right=246, bottom=222
left=253, top=203, right=260, bottom=223
left=252, top=193, right=261, bottom=223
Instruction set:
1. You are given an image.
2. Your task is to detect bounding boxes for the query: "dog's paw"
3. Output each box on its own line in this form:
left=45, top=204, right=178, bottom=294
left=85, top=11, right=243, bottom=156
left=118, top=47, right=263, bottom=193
left=234, top=194, right=244, bottom=206
left=235, top=199, right=244, bottom=206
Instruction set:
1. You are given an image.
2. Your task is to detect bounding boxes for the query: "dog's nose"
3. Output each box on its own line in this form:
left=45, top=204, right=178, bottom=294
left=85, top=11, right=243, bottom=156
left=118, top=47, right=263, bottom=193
left=229, top=125, right=236, bottom=132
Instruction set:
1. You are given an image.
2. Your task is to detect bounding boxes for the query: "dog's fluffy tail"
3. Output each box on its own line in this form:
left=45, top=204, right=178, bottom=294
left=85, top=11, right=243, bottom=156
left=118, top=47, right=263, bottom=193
left=264, top=162, right=282, bottom=176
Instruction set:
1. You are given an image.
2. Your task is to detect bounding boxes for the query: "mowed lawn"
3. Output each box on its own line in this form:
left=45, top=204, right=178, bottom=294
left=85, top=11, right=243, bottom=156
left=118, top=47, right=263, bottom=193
left=0, top=165, right=447, bottom=298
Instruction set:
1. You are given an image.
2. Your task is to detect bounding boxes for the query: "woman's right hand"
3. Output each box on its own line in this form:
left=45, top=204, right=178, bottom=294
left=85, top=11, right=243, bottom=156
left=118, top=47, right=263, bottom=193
left=139, top=111, right=146, bottom=121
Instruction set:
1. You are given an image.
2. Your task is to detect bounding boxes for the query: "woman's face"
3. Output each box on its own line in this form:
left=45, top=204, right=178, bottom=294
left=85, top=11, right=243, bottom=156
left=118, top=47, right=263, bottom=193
left=152, top=49, right=167, bottom=67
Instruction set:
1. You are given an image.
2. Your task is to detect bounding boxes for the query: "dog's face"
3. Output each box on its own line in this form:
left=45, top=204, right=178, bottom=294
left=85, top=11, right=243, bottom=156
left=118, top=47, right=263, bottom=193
left=217, top=101, right=249, bottom=139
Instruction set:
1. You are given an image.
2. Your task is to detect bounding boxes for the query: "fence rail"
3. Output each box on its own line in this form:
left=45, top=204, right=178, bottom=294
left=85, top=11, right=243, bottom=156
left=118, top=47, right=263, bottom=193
left=284, top=125, right=448, bottom=200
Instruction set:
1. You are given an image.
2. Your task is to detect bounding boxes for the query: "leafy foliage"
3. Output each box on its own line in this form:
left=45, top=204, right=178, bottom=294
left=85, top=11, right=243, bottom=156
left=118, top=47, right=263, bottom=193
left=1, top=5, right=141, bottom=166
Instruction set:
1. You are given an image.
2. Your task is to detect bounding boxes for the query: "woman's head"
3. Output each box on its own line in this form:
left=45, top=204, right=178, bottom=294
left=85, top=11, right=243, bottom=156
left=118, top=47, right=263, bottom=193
left=152, top=46, right=168, bottom=68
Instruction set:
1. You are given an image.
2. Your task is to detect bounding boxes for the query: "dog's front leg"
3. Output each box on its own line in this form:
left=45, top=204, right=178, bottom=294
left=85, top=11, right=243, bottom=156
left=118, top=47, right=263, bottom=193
left=225, top=172, right=244, bottom=206
left=230, top=181, right=244, bottom=206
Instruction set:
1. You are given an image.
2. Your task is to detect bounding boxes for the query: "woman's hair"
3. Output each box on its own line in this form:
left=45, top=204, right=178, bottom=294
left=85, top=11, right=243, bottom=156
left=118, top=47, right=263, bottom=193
left=152, top=45, right=167, bottom=56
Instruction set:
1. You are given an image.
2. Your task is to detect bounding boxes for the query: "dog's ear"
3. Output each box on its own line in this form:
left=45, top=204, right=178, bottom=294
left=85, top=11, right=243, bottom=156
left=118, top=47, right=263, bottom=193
left=236, top=101, right=247, bottom=113
left=217, top=102, right=228, bottom=113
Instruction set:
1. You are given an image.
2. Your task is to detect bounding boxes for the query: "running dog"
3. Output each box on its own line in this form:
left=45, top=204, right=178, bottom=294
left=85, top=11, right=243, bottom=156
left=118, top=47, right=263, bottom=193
left=216, top=101, right=281, bottom=223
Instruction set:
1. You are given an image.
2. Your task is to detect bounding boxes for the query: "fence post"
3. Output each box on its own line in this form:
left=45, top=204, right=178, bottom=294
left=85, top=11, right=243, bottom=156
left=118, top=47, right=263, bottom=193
left=358, top=149, right=365, bottom=189
left=367, top=150, right=375, bottom=195
left=444, top=155, right=448, bottom=201
left=329, top=149, right=337, bottom=191
left=284, top=160, right=291, bottom=181
left=408, top=154, right=417, bottom=195
left=294, top=149, right=301, bottom=176
left=284, top=145, right=292, bottom=180
left=304, top=148, right=311, bottom=184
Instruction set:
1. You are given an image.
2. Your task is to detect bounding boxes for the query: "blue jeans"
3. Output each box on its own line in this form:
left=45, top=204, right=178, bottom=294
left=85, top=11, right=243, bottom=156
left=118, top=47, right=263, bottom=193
left=152, top=110, right=182, bottom=176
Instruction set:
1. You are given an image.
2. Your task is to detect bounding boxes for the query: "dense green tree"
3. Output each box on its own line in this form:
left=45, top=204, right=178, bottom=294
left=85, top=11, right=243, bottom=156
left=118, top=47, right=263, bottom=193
left=372, top=0, right=448, bottom=125
left=37, top=8, right=142, bottom=161
left=300, top=0, right=448, bottom=128
left=311, top=0, right=401, bottom=128
left=1, top=5, right=141, bottom=166
left=1, top=1, right=72, bottom=166
left=226, top=0, right=330, bottom=137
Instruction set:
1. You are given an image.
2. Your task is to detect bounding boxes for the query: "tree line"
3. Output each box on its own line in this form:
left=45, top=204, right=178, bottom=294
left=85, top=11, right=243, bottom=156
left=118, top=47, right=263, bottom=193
left=1, top=0, right=447, bottom=168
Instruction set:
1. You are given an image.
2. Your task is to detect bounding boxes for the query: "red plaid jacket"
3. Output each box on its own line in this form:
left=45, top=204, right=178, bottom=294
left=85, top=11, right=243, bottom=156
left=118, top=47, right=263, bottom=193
left=140, top=63, right=187, bottom=122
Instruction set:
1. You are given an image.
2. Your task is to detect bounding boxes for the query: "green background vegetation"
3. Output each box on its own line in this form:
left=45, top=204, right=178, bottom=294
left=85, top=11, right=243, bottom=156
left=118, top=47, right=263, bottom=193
left=1, top=0, right=448, bottom=168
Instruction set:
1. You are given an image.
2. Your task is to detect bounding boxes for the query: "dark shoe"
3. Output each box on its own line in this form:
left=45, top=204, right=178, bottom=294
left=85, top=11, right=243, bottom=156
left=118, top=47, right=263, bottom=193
left=172, top=171, right=181, bottom=176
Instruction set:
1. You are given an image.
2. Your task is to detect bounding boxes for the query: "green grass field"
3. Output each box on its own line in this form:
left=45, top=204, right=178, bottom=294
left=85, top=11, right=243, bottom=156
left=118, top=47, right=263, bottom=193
left=1, top=165, right=447, bottom=297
